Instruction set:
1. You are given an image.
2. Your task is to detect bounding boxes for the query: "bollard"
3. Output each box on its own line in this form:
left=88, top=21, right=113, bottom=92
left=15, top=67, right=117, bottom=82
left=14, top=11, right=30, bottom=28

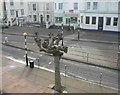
left=87, top=53, right=89, bottom=63
left=29, top=60, right=34, bottom=68
left=65, top=65, right=67, bottom=88
left=78, top=30, right=80, bottom=40
left=100, top=72, right=103, bottom=86
left=5, top=37, right=8, bottom=43
left=37, top=58, right=40, bottom=68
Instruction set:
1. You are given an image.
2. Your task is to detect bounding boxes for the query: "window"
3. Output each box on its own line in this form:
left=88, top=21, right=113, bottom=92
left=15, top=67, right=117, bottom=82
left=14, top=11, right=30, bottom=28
left=33, top=4, right=36, bottom=11
left=74, top=3, right=78, bottom=10
left=10, top=0, right=14, bottom=6
left=71, top=17, right=77, bottom=23
left=86, top=2, right=90, bottom=10
left=10, top=10, right=14, bottom=15
left=21, top=9, right=24, bottom=15
left=81, top=16, right=83, bottom=23
left=29, top=15, right=31, bottom=18
left=93, top=2, right=98, bottom=10
left=55, top=3, right=56, bottom=9
left=55, top=17, right=63, bottom=23
left=106, top=17, right=111, bottom=25
left=86, top=16, right=90, bottom=24
left=20, top=0, right=23, bottom=5
left=92, top=17, right=96, bottom=24
left=33, top=15, right=37, bottom=21
left=113, top=17, right=118, bottom=26
left=46, top=3, right=50, bottom=10
left=58, top=3, right=63, bottom=10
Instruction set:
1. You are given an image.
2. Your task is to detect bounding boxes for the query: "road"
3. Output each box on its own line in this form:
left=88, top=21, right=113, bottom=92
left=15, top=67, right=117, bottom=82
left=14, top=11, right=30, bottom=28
left=2, top=45, right=118, bottom=90
left=2, top=26, right=119, bottom=90
left=2, top=33, right=118, bottom=61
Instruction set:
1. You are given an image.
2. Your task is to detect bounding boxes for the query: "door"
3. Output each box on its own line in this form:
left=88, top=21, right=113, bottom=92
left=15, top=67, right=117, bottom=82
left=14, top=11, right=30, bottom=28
left=40, top=15, right=43, bottom=24
left=16, top=11, right=18, bottom=17
left=46, top=15, right=50, bottom=22
left=98, top=17, right=103, bottom=31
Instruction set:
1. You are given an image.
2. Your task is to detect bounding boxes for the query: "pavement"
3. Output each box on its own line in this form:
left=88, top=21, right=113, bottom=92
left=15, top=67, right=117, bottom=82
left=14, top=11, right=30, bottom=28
left=1, top=56, right=118, bottom=93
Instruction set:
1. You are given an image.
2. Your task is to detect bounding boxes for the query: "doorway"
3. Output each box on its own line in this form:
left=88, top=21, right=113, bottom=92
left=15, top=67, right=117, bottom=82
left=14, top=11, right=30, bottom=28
left=98, top=17, right=103, bottom=31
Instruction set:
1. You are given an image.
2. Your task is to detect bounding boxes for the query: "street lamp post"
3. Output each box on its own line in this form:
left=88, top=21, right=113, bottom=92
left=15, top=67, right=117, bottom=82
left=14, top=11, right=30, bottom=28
left=57, top=18, right=59, bottom=32
left=61, top=22, right=64, bottom=46
left=78, top=17, right=80, bottom=40
left=69, top=17, right=70, bottom=30
left=23, top=32, right=28, bottom=66
left=118, top=44, right=120, bottom=70
left=100, top=72, right=103, bottom=86
left=78, top=29, right=80, bottom=40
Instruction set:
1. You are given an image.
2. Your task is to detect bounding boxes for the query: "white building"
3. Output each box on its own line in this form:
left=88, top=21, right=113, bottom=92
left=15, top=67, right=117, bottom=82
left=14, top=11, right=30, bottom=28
left=0, top=0, right=4, bottom=19
left=3, top=0, right=120, bottom=32
left=54, top=0, right=81, bottom=27
left=0, top=0, right=7, bottom=21
left=80, top=0, right=120, bottom=32
left=5, top=0, right=29, bottom=26
left=28, top=2, right=54, bottom=25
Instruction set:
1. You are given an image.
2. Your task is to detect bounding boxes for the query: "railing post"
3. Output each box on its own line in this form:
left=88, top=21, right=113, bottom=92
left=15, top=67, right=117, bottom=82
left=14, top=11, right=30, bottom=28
left=65, top=65, right=67, bottom=88
left=87, top=53, right=89, bottom=63
left=100, top=72, right=103, bottom=86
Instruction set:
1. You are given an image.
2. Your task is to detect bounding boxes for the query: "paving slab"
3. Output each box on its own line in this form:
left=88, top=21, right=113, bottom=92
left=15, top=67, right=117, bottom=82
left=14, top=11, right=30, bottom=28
left=2, top=57, right=118, bottom=93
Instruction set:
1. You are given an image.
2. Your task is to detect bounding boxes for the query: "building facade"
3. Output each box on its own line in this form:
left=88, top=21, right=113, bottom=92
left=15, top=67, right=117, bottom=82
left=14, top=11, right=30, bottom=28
left=80, top=0, right=119, bottom=32
left=5, top=0, right=29, bottom=26
left=3, top=0, right=120, bottom=32
left=0, top=0, right=4, bottom=19
left=27, top=2, right=54, bottom=25
left=54, top=0, right=81, bottom=28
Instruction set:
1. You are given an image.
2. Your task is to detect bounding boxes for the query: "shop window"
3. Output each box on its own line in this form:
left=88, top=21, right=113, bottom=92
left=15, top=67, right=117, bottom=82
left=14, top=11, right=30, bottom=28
left=113, top=17, right=118, bottom=26
left=92, top=17, right=96, bottom=24
left=106, top=17, right=111, bottom=25
left=86, top=16, right=90, bottom=24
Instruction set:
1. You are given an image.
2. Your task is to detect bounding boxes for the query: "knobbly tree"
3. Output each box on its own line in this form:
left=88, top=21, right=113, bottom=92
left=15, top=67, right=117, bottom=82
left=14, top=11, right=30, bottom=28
left=34, top=32, right=68, bottom=93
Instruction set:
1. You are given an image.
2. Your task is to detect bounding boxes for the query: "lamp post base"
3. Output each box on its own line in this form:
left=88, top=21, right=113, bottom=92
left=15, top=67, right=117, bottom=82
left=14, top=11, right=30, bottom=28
left=26, top=54, right=28, bottom=66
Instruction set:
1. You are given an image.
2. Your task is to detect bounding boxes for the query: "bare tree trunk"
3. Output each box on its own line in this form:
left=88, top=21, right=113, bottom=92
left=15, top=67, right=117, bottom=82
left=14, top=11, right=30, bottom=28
left=54, top=55, right=61, bottom=92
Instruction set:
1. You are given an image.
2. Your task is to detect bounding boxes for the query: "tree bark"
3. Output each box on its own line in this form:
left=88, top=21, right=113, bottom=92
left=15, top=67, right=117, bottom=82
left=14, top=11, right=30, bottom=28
left=54, top=55, right=61, bottom=92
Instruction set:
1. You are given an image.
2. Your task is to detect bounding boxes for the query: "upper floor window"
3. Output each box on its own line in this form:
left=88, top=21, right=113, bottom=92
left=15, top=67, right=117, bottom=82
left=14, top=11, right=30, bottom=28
left=33, top=4, right=36, bottom=11
left=10, top=0, right=14, bottom=6
left=74, top=3, right=78, bottom=10
left=113, top=17, right=118, bottom=26
left=86, top=2, right=90, bottom=10
left=58, top=3, right=63, bottom=10
left=93, top=2, right=98, bottom=10
left=10, top=9, right=14, bottom=15
left=21, top=9, right=24, bottom=15
left=46, top=3, right=50, bottom=10
left=20, top=0, right=23, bottom=5
left=106, top=17, right=111, bottom=25
left=55, top=3, right=56, bottom=9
